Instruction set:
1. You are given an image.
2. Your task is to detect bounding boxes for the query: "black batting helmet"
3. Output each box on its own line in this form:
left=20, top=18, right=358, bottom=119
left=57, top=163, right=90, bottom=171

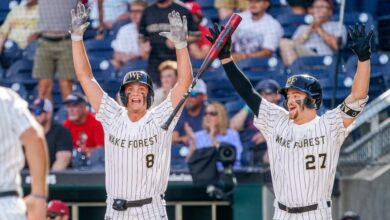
left=119, top=70, right=154, bottom=108
left=278, top=74, right=322, bottom=110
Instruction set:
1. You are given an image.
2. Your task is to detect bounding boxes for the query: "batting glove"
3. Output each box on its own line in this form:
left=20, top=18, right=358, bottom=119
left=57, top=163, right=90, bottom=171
left=348, top=23, right=374, bottom=62
left=205, top=23, right=232, bottom=60
left=159, top=11, right=188, bottom=49
left=70, top=2, right=91, bottom=41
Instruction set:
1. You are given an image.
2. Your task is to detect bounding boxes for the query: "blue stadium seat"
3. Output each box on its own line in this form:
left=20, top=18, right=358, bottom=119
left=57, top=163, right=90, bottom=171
left=5, top=58, right=36, bottom=88
left=117, top=59, right=148, bottom=78
left=268, top=0, right=291, bottom=17
left=201, top=67, right=225, bottom=82
left=84, top=38, right=114, bottom=60
left=207, top=78, right=239, bottom=103
left=89, top=58, right=115, bottom=81
left=100, top=80, right=121, bottom=98
left=331, top=12, right=375, bottom=33
left=277, top=14, right=311, bottom=38
left=321, top=75, right=352, bottom=108
left=289, top=55, right=337, bottom=79
left=171, top=144, right=188, bottom=170
left=198, top=0, right=214, bottom=8
left=0, top=40, right=22, bottom=68
left=10, top=82, right=28, bottom=100
left=202, top=7, right=218, bottom=23
left=236, top=57, right=285, bottom=85
left=22, top=40, right=37, bottom=61
left=53, top=105, right=68, bottom=124
left=225, top=99, right=245, bottom=118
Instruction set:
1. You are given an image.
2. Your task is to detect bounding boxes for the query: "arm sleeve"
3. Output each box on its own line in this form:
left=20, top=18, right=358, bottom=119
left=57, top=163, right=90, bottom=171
left=253, top=98, right=288, bottom=138
left=323, top=108, right=349, bottom=147
left=96, top=92, right=122, bottom=128
left=151, top=92, right=180, bottom=131
left=222, top=61, right=262, bottom=116
left=56, top=126, right=73, bottom=152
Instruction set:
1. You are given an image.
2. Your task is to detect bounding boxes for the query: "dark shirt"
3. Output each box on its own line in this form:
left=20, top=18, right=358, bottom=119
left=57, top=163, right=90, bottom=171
left=174, top=105, right=205, bottom=138
left=139, top=2, right=198, bottom=84
left=46, top=123, right=73, bottom=167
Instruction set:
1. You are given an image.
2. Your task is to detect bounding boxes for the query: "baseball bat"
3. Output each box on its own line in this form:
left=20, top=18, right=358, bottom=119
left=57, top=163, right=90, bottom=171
left=161, top=14, right=242, bottom=130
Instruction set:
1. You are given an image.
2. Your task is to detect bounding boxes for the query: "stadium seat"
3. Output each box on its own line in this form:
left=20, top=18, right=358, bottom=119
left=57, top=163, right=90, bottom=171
left=331, top=12, right=375, bottom=33
left=22, top=40, right=38, bottom=61
left=202, top=7, right=218, bottom=23
left=321, top=75, right=352, bottom=108
left=10, top=82, right=28, bottom=100
left=117, top=59, right=148, bottom=78
left=99, top=80, right=121, bottom=98
left=89, top=58, right=115, bottom=81
left=225, top=99, right=245, bottom=118
left=53, top=105, right=68, bottom=124
left=289, top=55, right=337, bottom=79
left=0, top=40, right=22, bottom=68
left=277, top=14, right=312, bottom=38
left=236, top=57, right=286, bottom=85
left=268, top=0, right=291, bottom=18
left=84, top=38, right=114, bottom=60
left=198, top=0, right=214, bottom=8
left=207, top=78, right=239, bottom=103
left=5, top=58, right=36, bottom=88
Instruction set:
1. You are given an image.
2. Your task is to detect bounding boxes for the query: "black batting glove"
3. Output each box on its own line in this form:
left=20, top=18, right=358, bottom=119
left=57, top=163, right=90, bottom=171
left=348, top=23, right=374, bottom=62
left=205, top=23, right=232, bottom=60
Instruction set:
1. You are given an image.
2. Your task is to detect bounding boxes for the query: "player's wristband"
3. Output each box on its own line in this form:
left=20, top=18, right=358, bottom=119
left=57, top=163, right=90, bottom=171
left=71, top=34, right=83, bottom=42
left=31, top=193, right=47, bottom=201
left=175, top=42, right=187, bottom=49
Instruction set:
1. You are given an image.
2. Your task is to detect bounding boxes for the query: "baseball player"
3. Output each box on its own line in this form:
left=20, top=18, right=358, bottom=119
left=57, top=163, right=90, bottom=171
left=70, top=3, right=193, bottom=219
left=0, top=86, right=49, bottom=220
left=207, top=23, right=373, bottom=219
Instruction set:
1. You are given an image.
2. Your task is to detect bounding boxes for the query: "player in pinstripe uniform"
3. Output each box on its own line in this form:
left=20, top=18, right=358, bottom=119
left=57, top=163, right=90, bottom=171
left=207, top=23, right=374, bottom=219
left=70, top=3, right=193, bottom=219
left=0, top=87, right=49, bottom=220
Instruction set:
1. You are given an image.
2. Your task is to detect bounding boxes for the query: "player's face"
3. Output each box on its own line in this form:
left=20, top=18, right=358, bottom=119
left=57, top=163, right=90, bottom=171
left=248, top=0, right=270, bottom=16
left=124, top=83, right=149, bottom=112
left=286, top=89, right=307, bottom=120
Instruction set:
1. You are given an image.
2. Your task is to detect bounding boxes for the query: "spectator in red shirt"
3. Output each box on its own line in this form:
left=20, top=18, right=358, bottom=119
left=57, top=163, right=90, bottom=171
left=63, top=93, right=104, bottom=159
left=184, top=2, right=211, bottom=59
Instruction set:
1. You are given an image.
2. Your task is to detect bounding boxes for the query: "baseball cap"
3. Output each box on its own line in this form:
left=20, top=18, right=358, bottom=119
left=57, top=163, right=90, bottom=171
left=47, top=200, right=69, bottom=216
left=63, top=93, right=88, bottom=105
left=255, top=79, right=280, bottom=94
left=190, top=79, right=207, bottom=96
left=184, top=2, right=203, bottom=17
left=29, top=98, right=53, bottom=115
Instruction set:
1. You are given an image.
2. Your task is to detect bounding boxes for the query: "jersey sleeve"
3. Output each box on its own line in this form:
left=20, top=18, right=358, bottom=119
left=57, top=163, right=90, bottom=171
left=151, top=92, right=180, bottom=132
left=322, top=107, right=349, bottom=146
left=253, top=99, right=288, bottom=138
left=96, top=92, right=122, bottom=128
left=7, top=89, right=39, bottom=138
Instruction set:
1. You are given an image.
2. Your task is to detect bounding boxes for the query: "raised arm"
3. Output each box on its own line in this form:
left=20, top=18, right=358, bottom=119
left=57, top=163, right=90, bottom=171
left=159, top=11, right=193, bottom=111
left=206, top=24, right=262, bottom=116
left=70, top=3, right=104, bottom=112
left=341, top=23, right=374, bottom=128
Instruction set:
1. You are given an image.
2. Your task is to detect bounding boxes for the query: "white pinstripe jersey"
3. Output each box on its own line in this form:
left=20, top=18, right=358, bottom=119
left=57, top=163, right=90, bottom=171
left=96, top=92, right=179, bottom=200
left=0, top=87, right=38, bottom=195
left=254, top=99, right=350, bottom=207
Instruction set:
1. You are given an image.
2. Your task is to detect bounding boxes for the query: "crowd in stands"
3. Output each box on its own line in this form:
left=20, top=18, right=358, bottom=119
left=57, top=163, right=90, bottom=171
left=0, top=0, right=388, bottom=172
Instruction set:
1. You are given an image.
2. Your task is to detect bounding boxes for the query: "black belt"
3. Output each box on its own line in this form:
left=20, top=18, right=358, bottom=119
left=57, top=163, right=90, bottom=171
left=278, top=201, right=331, bottom=214
left=0, top=191, right=18, bottom=198
left=112, top=195, right=163, bottom=211
left=41, top=35, right=70, bottom=42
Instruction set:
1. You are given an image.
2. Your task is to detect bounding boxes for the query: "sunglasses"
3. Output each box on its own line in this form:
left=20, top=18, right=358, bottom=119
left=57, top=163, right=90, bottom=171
left=130, top=9, right=143, bottom=13
left=47, top=212, right=64, bottom=219
left=204, top=111, right=218, bottom=116
left=189, top=91, right=201, bottom=97
left=30, top=108, right=46, bottom=116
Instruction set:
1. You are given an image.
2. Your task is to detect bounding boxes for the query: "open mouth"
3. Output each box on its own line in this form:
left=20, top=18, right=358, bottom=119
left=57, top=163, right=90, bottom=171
left=131, top=98, right=141, bottom=104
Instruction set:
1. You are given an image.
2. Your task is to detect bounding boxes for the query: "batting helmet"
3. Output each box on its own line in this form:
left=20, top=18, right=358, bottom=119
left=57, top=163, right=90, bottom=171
left=119, top=70, right=154, bottom=108
left=278, top=74, right=322, bottom=110
left=341, top=211, right=360, bottom=220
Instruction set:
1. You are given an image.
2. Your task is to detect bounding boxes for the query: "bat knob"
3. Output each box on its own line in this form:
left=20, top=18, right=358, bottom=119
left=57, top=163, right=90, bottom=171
left=161, top=124, right=169, bottom=130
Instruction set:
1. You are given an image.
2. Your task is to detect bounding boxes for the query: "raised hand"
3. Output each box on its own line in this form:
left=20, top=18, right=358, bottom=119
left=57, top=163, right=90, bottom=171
left=159, top=11, right=188, bottom=49
left=205, top=23, right=232, bottom=60
left=70, top=2, right=91, bottom=41
left=348, top=23, right=374, bottom=62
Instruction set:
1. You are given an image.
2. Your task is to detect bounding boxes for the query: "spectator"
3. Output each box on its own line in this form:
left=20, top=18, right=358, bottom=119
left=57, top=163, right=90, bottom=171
left=231, top=0, right=283, bottom=61
left=139, top=0, right=199, bottom=86
left=172, top=79, right=207, bottom=146
left=47, top=200, right=69, bottom=220
left=287, top=0, right=314, bottom=14
left=33, top=0, right=78, bottom=101
left=214, top=0, right=248, bottom=22
left=230, top=79, right=282, bottom=166
left=341, top=211, right=360, bottom=220
left=110, top=0, right=147, bottom=70
left=0, top=0, right=38, bottom=52
left=185, top=101, right=243, bottom=168
left=30, top=98, right=73, bottom=171
left=152, top=60, right=178, bottom=108
left=279, top=0, right=347, bottom=65
left=63, top=93, right=104, bottom=161
left=184, top=2, right=212, bottom=59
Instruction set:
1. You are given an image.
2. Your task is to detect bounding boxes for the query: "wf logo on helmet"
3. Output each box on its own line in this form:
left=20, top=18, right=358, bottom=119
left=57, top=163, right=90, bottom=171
left=287, top=77, right=297, bottom=85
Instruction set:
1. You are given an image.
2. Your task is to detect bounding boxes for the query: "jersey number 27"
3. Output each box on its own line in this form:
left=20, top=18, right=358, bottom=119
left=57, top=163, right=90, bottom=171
left=305, top=153, right=327, bottom=170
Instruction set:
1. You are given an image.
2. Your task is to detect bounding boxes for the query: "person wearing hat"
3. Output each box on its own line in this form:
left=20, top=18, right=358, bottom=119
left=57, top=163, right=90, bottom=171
left=63, top=93, right=104, bottom=162
left=47, top=200, right=69, bottom=220
left=173, top=79, right=208, bottom=146
left=230, top=79, right=282, bottom=165
left=30, top=98, right=73, bottom=171
left=184, top=2, right=212, bottom=59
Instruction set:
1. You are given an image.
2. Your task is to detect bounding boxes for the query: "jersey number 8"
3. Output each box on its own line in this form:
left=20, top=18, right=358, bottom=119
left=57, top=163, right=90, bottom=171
left=146, top=154, right=155, bottom=168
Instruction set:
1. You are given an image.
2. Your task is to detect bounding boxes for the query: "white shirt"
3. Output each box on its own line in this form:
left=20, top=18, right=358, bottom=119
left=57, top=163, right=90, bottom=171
left=232, top=11, right=283, bottom=53
left=112, top=23, right=141, bottom=55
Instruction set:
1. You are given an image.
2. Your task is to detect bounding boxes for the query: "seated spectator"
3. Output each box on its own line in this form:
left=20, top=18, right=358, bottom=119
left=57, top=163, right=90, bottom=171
left=231, top=0, right=283, bottom=60
left=214, top=0, right=248, bottom=22
left=152, top=60, right=178, bottom=108
left=230, top=79, right=282, bottom=166
left=47, top=200, right=69, bottom=220
left=0, top=0, right=38, bottom=52
left=185, top=102, right=243, bottom=168
left=63, top=93, right=104, bottom=165
left=287, top=0, right=314, bottom=14
left=172, top=79, right=207, bottom=146
left=111, top=0, right=147, bottom=70
left=30, top=98, right=73, bottom=171
left=184, top=2, right=212, bottom=59
left=280, top=0, right=347, bottom=65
